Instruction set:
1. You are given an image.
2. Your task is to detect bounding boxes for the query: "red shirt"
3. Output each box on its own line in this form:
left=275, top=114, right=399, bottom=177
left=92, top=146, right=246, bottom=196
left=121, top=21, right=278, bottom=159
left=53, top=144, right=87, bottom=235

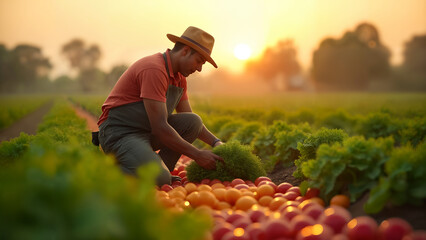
left=97, top=49, right=188, bottom=126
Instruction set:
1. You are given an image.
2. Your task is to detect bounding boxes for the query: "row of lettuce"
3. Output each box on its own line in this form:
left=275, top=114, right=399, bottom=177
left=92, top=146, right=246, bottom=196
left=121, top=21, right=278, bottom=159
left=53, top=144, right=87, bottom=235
left=0, top=99, right=210, bottom=240
left=0, top=96, right=51, bottom=130
left=204, top=116, right=426, bottom=214
left=69, top=94, right=426, bottom=214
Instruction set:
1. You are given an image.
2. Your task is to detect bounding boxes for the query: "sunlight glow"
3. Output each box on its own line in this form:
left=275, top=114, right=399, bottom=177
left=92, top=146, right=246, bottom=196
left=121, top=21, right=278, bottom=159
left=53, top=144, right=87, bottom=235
left=234, top=43, right=252, bottom=60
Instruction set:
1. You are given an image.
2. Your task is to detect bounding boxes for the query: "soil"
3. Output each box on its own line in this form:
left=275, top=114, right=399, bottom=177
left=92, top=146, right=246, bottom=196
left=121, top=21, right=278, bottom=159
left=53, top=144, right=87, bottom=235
left=268, top=163, right=303, bottom=186
left=267, top=163, right=426, bottom=230
left=71, top=104, right=99, bottom=132
left=0, top=101, right=54, bottom=142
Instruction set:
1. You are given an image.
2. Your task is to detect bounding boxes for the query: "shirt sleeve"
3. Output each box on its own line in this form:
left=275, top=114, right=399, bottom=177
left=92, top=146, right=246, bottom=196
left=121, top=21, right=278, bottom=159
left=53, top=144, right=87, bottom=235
left=139, top=68, right=168, bottom=102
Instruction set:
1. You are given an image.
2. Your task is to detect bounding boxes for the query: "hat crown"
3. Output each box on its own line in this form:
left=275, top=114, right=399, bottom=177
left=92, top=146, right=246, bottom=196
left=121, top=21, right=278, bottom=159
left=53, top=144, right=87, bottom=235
left=167, top=26, right=217, bottom=68
left=181, top=26, right=214, bottom=54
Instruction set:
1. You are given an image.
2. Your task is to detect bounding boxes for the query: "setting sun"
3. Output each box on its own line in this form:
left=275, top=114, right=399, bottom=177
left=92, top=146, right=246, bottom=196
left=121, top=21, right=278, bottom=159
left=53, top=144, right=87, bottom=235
left=234, top=44, right=252, bottom=60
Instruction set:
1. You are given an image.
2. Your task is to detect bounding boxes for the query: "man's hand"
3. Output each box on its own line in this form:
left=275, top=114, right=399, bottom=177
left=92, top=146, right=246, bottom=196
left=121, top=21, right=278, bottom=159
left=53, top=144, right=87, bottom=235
left=195, top=150, right=224, bottom=170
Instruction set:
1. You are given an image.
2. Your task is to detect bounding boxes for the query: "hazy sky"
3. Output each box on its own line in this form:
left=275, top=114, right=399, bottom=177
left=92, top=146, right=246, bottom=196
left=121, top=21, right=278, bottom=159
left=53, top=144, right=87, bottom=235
left=1, top=0, right=425, bottom=78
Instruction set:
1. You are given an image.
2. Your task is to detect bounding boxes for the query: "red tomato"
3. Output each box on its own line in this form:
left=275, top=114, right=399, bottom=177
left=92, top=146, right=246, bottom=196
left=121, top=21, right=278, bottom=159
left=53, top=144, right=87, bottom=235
left=247, top=208, right=268, bottom=223
left=245, top=223, right=266, bottom=240
left=177, top=165, right=185, bottom=172
left=378, top=218, right=413, bottom=240
left=287, top=186, right=301, bottom=195
left=255, top=176, right=272, bottom=186
left=210, top=179, right=222, bottom=185
left=234, top=184, right=250, bottom=190
left=263, top=219, right=293, bottom=239
left=177, top=170, right=187, bottom=178
left=212, top=222, right=234, bottom=240
left=283, top=191, right=299, bottom=201
left=231, top=178, right=246, bottom=187
left=346, top=216, right=378, bottom=240
left=318, top=205, right=352, bottom=234
left=303, top=204, right=325, bottom=221
left=291, top=214, right=316, bottom=236
left=304, top=188, right=320, bottom=199
left=276, top=182, right=293, bottom=194
left=201, top=179, right=211, bottom=185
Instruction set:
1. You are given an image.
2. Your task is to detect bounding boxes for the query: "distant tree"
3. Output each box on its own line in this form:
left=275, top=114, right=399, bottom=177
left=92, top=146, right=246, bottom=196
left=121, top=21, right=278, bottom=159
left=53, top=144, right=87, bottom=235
left=53, top=75, right=78, bottom=92
left=61, top=39, right=103, bottom=92
left=393, top=34, right=426, bottom=91
left=312, top=22, right=390, bottom=91
left=78, top=68, right=106, bottom=92
left=105, top=64, right=127, bottom=89
left=403, top=35, right=426, bottom=75
left=245, top=39, right=302, bottom=90
left=0, top=44, right=52, bottom=93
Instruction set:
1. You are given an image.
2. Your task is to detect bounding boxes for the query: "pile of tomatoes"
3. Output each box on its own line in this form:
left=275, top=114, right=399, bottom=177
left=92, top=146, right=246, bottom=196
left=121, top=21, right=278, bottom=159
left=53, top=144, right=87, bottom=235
left=155, top=156, right=425, bottom=240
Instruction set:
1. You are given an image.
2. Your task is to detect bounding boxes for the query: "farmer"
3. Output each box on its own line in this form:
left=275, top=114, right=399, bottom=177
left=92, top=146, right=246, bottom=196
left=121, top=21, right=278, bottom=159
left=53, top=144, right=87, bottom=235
left=96, top=26, right=224, bottom=186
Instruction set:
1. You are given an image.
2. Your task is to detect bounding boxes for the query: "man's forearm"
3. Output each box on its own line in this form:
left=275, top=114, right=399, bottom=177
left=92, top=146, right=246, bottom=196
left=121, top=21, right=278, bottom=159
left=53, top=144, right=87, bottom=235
left=198, top=125, right=221, bottom=146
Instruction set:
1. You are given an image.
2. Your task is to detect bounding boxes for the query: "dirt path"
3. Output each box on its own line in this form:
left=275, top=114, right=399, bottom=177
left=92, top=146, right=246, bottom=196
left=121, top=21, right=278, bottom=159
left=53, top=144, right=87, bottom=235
left=0, top=101, right=54, bottom=142
left=71, top=104, right=99, bottom=132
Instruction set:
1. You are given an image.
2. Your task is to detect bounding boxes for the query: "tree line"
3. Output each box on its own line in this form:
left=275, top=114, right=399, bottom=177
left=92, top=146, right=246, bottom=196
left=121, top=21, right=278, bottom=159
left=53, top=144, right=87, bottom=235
left=0, top=22, right=425, bottom=93
left=0, top=39, right=127, bottom=93
left=246, top=22, right=426, bottom=91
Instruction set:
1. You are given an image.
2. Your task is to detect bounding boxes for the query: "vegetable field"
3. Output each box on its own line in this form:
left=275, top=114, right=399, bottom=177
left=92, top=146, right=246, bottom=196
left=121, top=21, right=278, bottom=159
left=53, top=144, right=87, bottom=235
left=1, top=93, right=425, bottom=239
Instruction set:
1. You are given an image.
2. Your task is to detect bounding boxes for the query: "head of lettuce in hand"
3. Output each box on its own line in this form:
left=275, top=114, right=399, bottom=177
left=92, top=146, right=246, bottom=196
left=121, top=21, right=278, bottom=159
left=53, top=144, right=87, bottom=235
left=186, top=141, right=266, bottom=182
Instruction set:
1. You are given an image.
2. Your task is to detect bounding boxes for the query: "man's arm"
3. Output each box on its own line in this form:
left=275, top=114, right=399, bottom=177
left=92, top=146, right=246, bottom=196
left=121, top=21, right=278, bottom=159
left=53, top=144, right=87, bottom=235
left=176, top=100, right=223, bottom=147
left=144, top=98, right=221, bottom=169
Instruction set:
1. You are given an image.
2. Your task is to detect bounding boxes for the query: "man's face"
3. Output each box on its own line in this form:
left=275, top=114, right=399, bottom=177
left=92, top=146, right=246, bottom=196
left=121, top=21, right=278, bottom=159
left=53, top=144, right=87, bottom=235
left=180, top=50, right=206, bottom=77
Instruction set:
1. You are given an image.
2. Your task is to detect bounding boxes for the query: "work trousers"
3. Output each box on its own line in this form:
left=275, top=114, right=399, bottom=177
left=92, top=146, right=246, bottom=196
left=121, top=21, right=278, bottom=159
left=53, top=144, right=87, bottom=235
left=99, top=112, right=203, bottom=186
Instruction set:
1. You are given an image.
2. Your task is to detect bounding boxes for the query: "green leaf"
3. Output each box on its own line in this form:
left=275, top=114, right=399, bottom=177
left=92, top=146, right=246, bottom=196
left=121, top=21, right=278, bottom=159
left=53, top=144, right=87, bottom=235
left=364, top=177, right=391, bottom=214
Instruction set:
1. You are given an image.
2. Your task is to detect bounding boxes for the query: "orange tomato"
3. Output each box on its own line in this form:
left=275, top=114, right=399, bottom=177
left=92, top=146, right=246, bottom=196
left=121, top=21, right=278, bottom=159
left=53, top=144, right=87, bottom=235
left=168, top=189, right=186, bottom=200
left=212, top=188, right=227, bottom=202
left=258, top=195, right=273, bottom=207
left=330, top=194, right=350, bottom=208
left=173, top=186, right=188, bottom=195
left=198, top=184, right=213, bottom=192
left=184, top=183, right=197, bottom=194
left=225, top=188, right=242, bottom=205
left=186, top=191, right=200, bottom=207
left=211, top=183, right=226, bottom=189
left=257, top=184, right=275, bottom=198
left=310, top=197, right=325, bottom=207
left=198, top=190, right=217, bottom=208
left=235, top=196, right=257, bottom=211
left=215, top=201, right=232, bottom=210
left=269, top=197, right=287, bottom=211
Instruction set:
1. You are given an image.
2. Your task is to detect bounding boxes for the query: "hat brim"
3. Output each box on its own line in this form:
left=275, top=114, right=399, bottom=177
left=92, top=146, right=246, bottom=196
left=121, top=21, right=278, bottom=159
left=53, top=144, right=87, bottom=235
left=167, top=34, right=218, bottom=68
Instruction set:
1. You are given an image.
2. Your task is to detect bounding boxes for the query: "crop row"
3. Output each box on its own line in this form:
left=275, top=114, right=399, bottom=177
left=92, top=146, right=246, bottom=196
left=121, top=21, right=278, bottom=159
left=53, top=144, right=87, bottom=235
left=0, top=99, right=210, bottom=240
left=0, top=95, right=51, bottom=130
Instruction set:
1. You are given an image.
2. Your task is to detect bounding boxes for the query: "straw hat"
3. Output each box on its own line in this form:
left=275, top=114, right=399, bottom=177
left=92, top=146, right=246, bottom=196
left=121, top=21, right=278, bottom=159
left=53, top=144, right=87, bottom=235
left=167, top=26, right=217, bottom=68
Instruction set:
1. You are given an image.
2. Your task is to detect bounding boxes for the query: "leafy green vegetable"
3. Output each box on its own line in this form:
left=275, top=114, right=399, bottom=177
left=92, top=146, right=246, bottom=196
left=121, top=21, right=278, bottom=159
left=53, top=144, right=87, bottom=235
left=231, top=121, right=263, bottom=145
left=186, top=141, right=266, bottom=182
left=273, top=123, right=311, bottom=166
left=217, top=120, right=244, bottom=142
left=251, top=121, right=292, bottom=162
left=294, top=128, right=348, bottom=178
left=299, top=136, right=393, bottom=202
left=365, top=141, right=426, bottom=213
left=357, top=112, right=404, bottom=144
